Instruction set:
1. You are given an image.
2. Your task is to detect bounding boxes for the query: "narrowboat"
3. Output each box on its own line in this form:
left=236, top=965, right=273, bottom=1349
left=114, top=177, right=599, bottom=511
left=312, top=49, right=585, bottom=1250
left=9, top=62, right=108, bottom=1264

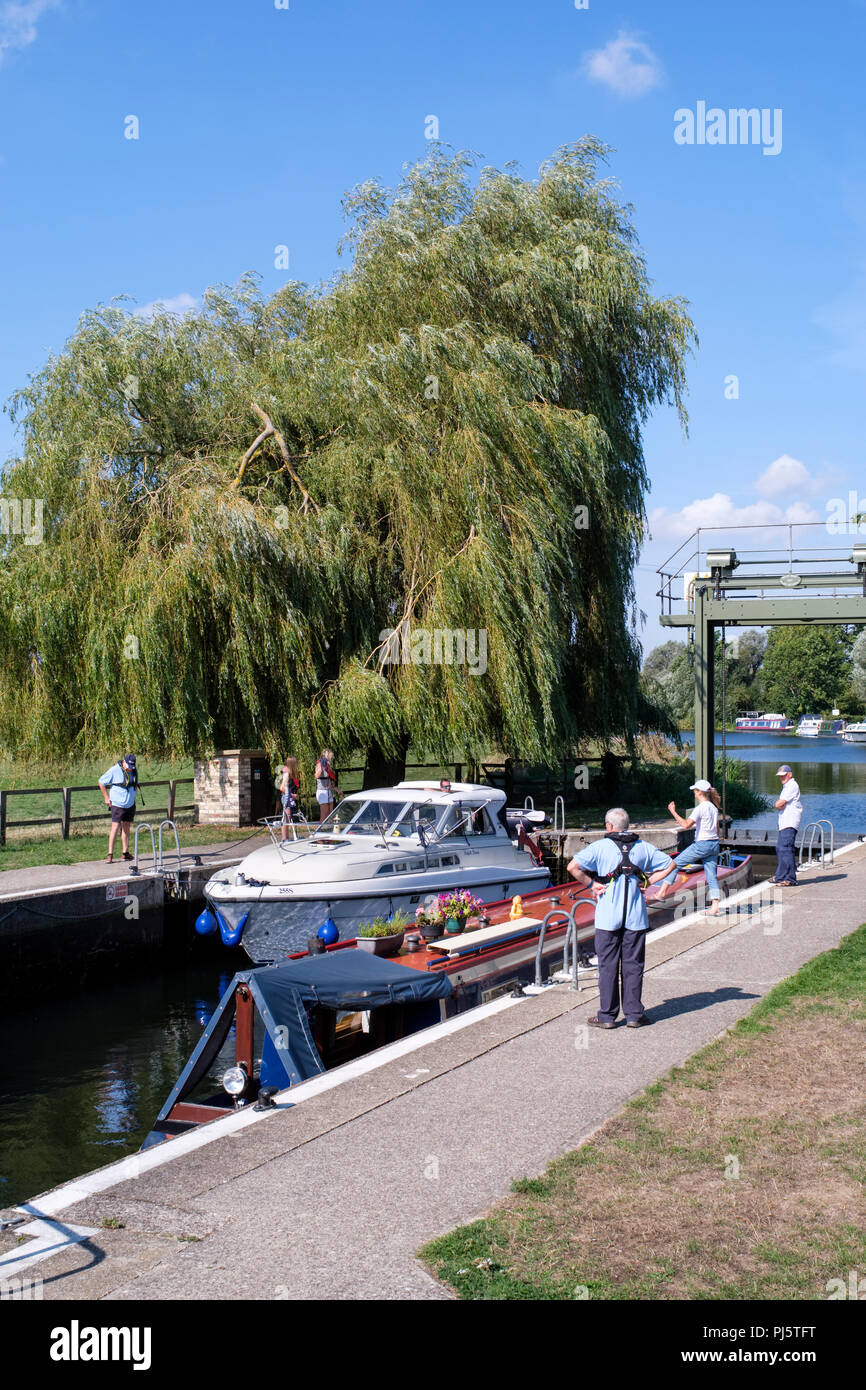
left=144, top=851, right=753, bottom=1148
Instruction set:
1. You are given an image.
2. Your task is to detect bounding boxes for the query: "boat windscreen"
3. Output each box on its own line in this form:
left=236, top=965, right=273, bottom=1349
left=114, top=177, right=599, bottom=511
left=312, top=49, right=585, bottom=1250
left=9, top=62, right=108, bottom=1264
left=315, top=798, right=413, bottom=837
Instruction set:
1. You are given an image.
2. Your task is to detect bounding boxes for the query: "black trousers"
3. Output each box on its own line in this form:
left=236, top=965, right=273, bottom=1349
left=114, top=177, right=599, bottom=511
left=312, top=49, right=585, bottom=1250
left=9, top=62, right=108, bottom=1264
left=594, top=926, right=647, bottom=1023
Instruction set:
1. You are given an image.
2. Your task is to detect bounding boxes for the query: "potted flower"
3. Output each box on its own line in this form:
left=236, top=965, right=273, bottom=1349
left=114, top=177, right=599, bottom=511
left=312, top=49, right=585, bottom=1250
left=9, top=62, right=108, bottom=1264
left=356, top=910, right=410, bottom=957
left=435, top=889, right=484, bottom=934
left=415, top=899, right=444, bottom=943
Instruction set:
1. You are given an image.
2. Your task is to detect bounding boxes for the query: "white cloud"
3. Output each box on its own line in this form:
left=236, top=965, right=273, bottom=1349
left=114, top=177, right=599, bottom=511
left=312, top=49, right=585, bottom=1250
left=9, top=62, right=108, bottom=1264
left=649, top=492, right=821, bottom=541
left=754, top=453, right=815, bottom=498
left=134, top=292, right=198, bottom=321
left=582, top=31, right=663, bottom=99
left=0, top=0, right=59, bottom=67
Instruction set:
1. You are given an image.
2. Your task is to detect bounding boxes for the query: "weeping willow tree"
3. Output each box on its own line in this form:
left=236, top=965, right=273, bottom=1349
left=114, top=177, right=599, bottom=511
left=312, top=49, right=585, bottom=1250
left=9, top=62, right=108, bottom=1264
left=0, top=139, right=693, bottom=776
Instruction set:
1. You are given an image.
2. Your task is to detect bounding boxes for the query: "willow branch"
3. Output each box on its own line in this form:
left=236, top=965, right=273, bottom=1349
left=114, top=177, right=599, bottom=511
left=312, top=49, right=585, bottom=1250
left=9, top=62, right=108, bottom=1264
left=231, top=403, right=320, bottom=514
left=363, top=527, right=478, bottom=669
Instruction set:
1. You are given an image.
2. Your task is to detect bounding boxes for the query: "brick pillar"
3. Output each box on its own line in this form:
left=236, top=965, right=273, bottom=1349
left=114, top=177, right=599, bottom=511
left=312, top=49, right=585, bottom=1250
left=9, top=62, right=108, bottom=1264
left=193, top=749, right=270, bottom=825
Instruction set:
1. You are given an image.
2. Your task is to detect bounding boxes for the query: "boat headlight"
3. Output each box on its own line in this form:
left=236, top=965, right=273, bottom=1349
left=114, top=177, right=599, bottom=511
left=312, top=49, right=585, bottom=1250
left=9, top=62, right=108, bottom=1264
left=222, top=1064, right=249, bottom=1097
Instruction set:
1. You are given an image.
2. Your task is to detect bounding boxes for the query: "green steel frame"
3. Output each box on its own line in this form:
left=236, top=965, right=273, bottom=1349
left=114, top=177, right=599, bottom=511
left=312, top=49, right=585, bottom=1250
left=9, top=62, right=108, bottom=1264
left=661, top=589, right=866, bottom=782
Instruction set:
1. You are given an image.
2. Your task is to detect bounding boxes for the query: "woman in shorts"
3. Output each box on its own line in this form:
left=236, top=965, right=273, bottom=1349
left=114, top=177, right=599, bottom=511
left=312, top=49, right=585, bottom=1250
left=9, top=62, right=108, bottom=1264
left=314, top=749, right=339, bottom=821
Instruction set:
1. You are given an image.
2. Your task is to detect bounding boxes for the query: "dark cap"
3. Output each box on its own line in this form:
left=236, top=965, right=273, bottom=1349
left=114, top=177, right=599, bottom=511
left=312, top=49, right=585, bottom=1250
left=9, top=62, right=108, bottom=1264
left=125, top=754, right=137, bottom=767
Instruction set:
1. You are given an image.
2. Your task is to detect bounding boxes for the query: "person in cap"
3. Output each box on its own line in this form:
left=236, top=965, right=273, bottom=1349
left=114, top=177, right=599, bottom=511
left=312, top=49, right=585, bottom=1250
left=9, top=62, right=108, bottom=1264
left=98, top=754, right=140, bottom=863
left=567, top=808, right=674, bottom=1028
left=771, top=764, right=802, bottom=886
left=655, top=780, right=723, bottom=916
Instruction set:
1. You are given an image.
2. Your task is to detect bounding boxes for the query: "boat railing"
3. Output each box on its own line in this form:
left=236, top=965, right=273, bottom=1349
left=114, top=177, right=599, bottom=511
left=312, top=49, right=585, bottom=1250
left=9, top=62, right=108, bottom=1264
left=261, top=813, right=314, bottom=854
left=553, top=795, right=566, bottom=833
left=799, top=819, right=835, bottom=870
left=523, top=795, right=535, bottom=810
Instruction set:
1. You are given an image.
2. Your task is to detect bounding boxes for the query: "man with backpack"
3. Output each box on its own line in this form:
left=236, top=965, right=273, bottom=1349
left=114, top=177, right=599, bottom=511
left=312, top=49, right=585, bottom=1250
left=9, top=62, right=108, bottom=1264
left=567, top=808, right=674, bottom=1029
left=98, top=754, right=141, bottom=863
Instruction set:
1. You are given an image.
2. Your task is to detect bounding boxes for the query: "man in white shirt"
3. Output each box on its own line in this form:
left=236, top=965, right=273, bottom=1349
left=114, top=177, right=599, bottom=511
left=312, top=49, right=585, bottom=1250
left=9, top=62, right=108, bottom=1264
left=771, top=764, right=802, bottom=886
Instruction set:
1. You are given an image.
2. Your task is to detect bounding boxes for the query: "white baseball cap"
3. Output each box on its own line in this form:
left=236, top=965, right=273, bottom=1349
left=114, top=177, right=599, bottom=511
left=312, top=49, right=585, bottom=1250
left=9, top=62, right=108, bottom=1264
left=690, top=779, right=711, bottom=791
left=776, top=764, right=792, bottom=776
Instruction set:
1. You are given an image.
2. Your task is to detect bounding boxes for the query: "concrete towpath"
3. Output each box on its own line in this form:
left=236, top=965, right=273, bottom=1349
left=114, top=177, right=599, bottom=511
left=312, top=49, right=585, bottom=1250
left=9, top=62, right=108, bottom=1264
left=6, top=844, right=865, bottom=1301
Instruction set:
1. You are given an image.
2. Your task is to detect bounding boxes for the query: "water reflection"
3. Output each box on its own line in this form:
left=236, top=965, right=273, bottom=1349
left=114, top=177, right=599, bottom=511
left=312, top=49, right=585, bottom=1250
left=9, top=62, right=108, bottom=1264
left=0, top=955, right=244, bottom=1207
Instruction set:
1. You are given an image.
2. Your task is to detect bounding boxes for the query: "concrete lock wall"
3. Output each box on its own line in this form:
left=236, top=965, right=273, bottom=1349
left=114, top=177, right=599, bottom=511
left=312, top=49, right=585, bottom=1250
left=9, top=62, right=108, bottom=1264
left=0, top=875, right=166, bottom=994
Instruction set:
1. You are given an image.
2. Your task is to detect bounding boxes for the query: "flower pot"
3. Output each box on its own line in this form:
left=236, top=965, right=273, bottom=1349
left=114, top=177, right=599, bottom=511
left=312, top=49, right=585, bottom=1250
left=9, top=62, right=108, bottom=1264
left=356, top=930, right=405, bottom=957
left=444, top=917, right=463, bottom=935
left=419, top=921, right=442, bottom=943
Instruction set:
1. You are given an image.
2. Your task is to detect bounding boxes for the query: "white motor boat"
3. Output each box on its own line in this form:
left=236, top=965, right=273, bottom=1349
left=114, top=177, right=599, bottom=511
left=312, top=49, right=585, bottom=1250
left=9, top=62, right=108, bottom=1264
left=796, top=716, right=845, bottom=737
left=841, top=721, right=866, bottom=743
left=202, top=781, right=552, bottom=961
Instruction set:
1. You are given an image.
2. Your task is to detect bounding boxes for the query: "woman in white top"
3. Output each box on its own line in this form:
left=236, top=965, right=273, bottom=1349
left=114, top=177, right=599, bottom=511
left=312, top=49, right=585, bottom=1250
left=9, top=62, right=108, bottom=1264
left=314, top=748, right=339, bottom=821
left=655, top=780, right=722, bottom=916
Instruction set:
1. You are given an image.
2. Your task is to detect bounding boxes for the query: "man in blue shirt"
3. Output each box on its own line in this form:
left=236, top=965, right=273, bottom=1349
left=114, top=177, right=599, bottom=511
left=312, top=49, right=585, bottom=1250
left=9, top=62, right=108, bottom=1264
left=98, top=754, right=139, bottom=863
left=567, top=808, right=673, bottom=1029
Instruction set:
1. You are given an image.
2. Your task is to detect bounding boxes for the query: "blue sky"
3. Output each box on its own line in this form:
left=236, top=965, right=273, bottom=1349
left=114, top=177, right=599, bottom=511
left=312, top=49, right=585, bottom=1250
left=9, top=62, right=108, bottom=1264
left=2, top=0, right=865, bottom=650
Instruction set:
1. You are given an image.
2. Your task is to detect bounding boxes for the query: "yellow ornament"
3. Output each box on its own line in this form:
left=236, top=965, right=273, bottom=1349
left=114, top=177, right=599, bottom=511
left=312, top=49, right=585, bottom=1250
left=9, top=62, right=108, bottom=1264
left=510, top=895, right=523, bottom=920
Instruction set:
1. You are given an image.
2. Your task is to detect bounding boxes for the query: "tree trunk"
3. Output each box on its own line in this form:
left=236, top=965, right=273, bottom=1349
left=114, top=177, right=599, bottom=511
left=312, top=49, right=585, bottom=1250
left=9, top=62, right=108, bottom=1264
left=363, top=735, right=410, bottom=790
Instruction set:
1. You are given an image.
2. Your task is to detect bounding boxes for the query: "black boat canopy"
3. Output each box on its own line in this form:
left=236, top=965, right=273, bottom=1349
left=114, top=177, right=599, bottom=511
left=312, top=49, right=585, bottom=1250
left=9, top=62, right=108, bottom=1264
left=255, top=949, right=454, bottom=1012
left=154, top=950, right=453, bottom=1126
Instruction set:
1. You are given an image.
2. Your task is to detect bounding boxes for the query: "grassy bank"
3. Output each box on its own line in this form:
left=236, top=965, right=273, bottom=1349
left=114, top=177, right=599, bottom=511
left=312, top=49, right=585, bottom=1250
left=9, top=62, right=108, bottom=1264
left=420, top=924, right=866, bottom=1300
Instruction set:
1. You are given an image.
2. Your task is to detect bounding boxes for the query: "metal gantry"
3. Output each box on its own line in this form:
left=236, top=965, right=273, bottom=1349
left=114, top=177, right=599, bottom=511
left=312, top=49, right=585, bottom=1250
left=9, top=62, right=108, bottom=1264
left=657, top=523, right=866, bottom=782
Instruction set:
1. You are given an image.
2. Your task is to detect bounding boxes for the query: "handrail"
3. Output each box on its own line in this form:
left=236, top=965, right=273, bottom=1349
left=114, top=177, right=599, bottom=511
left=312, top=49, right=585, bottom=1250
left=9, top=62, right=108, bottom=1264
left=131, top=822, right=156, bottom=875
left=158, top=819, right=182, bottom=889
left=562, top=895, right=597, bottom=989
left=800, top=819, right=835, bottom=870
left=524, top=795, right=535, bottom=810
left=533, top=905, right=571, bottom=986
left=553, top=795, right=565, bottom=833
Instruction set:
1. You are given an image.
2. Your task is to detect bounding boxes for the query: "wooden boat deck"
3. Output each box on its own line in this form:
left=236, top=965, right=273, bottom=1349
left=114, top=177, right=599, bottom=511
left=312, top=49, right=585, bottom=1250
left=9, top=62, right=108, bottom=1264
left=392, top=858, right=750, bottom=975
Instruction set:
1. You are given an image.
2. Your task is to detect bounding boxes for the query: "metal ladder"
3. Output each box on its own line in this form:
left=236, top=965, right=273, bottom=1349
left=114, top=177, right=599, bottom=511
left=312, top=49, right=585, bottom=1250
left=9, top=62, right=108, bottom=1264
left=130, top=818, right=183, bottom=888
left=532, top=895, right=598, bottom=991
left=799, top=819, right=835, bottom=870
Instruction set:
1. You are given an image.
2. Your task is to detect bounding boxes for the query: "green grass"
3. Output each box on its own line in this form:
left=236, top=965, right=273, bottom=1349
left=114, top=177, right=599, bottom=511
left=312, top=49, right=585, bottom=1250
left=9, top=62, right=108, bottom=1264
left=420, top=924, right=866, bottom=1300
left=0, top=823, right=262, bottom=873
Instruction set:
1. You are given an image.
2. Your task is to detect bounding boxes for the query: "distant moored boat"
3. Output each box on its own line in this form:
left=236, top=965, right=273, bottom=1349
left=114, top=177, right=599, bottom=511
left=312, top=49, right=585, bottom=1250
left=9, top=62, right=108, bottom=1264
left=735, top=712, right=793, bottom=732
left=796, top=716, right=846, bottom=737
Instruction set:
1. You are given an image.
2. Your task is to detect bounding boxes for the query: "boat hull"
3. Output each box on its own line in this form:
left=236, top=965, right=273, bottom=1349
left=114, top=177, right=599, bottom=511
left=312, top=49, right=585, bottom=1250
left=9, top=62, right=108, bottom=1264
left=208, top=865, right=552, bottom=962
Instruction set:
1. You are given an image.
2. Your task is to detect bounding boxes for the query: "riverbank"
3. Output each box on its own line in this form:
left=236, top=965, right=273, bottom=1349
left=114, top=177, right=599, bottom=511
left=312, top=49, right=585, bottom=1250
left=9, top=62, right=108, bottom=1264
left=5, top=840, right=865, bottom=1301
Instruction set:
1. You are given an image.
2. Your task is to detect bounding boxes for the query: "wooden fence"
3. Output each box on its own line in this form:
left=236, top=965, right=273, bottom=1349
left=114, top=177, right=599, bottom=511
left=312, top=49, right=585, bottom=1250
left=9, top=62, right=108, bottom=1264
left=0, top=779, right=195, bottom=846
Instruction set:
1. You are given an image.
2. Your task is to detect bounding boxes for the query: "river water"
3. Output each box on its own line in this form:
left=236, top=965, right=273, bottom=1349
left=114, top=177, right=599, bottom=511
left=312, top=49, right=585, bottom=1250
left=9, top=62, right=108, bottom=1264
left=3, top=731, right=864, bottom=1211
left=0, top=955, right=245, bottom=1210
left=683, top=731, right=866, bottom=836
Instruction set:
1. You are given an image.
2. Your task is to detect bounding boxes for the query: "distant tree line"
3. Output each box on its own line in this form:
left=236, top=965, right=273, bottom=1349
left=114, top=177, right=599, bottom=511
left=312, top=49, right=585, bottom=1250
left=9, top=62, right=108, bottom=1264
left=643, top=626, right=866, bottom=725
